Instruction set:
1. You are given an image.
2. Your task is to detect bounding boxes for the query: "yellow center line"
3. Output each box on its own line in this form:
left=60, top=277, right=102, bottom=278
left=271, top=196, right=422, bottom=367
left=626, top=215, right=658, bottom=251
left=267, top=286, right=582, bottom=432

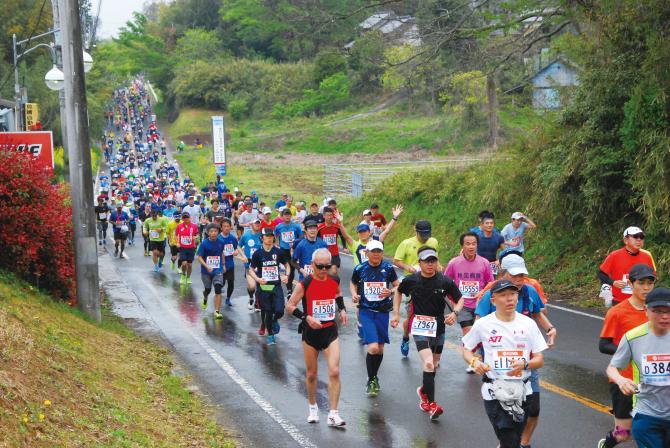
left=442, top=341, right=610, bottom=415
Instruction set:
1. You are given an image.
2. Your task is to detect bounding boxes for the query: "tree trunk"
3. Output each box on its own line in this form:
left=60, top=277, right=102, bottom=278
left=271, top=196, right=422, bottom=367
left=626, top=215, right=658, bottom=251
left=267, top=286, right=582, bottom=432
left=487, top=71, right=499, bottom=150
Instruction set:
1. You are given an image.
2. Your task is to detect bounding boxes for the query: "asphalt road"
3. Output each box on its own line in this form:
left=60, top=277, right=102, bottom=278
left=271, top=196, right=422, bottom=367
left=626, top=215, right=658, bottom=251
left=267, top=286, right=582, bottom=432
left=99, top=237, right=627, bottom=448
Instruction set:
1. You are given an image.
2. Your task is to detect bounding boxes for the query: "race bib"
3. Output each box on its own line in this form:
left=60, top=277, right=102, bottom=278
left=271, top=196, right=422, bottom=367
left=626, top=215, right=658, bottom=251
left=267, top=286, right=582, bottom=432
left=490, top=262, right=499, bottom=277
left=312, top=299, right=336, bottom=322
left=641, top=354, right=670, bottom=386
left=150, top=230, right=160, bottom=239
left=492, top=350, right=527, bottom=378
left=98, top=212, right=107, bottom=219
left=262, top=266, right=279, bottom=282
left=180, top=236, right=192, bottom=245
left=459, top=280, right=480, bottom=298
left=303, top=265, right=314, bottom=275
left=621, top=275, right=633, bottom=295
left=223, top=244, right=235, bottom=256
left=206, top=256, right=220, bottom=269
left=281, top=231, right=295, bottom=243
left=363, top=282, right=386, bottom=302
left=323, top=234, right=337, bottom=246
left=411, top=315, right=437, bottom=337
left=359, top=250, right=369, bottom=264
left=509, top=236, right=521, bottom=247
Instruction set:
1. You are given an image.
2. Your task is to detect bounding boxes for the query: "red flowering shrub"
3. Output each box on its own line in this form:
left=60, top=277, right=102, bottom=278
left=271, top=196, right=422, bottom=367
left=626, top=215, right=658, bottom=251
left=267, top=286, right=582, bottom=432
left=0, top=148, right=75, bottom=300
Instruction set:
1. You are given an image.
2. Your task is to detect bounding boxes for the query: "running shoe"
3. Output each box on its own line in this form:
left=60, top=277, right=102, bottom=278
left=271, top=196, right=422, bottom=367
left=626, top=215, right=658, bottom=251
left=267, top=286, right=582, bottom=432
left=307, top=408, right=319, bottom=423
left=225, top=298, right=232, bottom=306
left=186, top=277, right=192, bottom=284
left=366, top=378, right=379, bottom=397
left=214, top=310, right=223, bottom=320
left=597, top=440, right=606, bottom=448
left=258, top=325, right=266, bottom=336
left=144, top=250, right=149, bottom=257
left=327, top=413, right=346, bottom=428
left=158, top=260, right=163, bottom=268
left=266, top=334, right=276, bottom=345
left=428, top=402, right=443, bottom=420
left=114, top=247, right=119, bottom=256
left=417, top=387, right=430, bottom=412
left=401, top=338, right=410, bottom=357
left=201, top=300, right=207, bottom=310
left=179, top=274, right=186, bottom=284
left=99, top=240, right=102, bottom=246
left=119, top=251, right=124, bottom=259
left=272, top=320, right=280, bottom=335
left=372, top=377, right=380, bottom=395
left=153, top=265, right=159, bottom=273
left=247, top=298, right=254, bottom=310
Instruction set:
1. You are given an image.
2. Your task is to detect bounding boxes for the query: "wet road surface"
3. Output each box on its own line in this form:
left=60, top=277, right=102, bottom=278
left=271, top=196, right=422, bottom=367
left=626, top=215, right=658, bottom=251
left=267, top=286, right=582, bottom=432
left=100, top=239, right=627, bottom=447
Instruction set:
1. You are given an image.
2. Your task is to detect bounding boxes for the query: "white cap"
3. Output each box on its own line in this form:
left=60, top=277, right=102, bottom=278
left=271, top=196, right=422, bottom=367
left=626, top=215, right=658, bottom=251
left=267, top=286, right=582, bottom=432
left=501, top=254, right=528, bottom=276
left=418, top=248, right=438, bottom=261
left=262, top=206, right=272, bottom=214
left=362, top=209, right=372, bottom=216
left=366, top=240, right=384, bottom=251
left=511, top=212, right=524, bottom=220
left=623, top=226, right=644, bottom=237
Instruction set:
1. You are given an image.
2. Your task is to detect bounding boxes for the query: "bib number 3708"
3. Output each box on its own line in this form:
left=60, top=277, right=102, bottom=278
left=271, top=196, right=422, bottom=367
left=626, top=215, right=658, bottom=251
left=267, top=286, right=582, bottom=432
left=411, top=315, right=437, bottom=337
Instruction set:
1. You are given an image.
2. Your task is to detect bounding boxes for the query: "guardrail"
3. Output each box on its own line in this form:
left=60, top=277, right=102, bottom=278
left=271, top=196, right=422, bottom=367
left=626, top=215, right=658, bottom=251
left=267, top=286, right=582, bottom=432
left=324, top=156, right=490, bottom=197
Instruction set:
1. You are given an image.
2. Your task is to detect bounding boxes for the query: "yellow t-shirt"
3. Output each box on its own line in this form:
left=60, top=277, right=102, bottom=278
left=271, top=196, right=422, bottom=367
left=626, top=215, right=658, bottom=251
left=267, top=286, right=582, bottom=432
left=167, top=219, right=179, bottom=246
left=394, top=236, right=439, bottom=274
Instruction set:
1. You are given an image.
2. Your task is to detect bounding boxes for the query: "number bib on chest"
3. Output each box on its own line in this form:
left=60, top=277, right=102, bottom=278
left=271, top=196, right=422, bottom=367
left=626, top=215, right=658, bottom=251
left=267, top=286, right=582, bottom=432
left=312, top=299, right=336, bottom=321
left=262, top=266, right=279, bottom=282
left=363, top=282, right=386, bottom=302
left=180, top=236, right=192, bottom=245
left=150, top=230, right=160, bottom=239
left=223, top=244, right=235, bottom=256
left=206, top=256, right=220, bottom=269
left=281, top=232, right=295, bottom=243
left=459, top=280, right=480, bottom=298
left=492, top=350, right=527, bottom=378
left=323, top=234, right=337, bottom=246
left=411, top=315, right=437, bottom=337
left=642, top=354, right=670, bottom=386
left=490, top=262, right=499, bottom=276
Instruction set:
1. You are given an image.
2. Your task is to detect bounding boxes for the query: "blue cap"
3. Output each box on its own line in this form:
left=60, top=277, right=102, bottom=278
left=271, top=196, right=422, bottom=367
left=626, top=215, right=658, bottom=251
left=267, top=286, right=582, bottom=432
left=357, top=224, right=371, bottom=233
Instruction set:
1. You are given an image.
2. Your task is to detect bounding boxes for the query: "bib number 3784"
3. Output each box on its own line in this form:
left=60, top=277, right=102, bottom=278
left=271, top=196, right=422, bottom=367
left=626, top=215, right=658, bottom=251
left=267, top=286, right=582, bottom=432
left=411, top=315, right=437, bottom=337
left=642, top=354, right=670, bottom=386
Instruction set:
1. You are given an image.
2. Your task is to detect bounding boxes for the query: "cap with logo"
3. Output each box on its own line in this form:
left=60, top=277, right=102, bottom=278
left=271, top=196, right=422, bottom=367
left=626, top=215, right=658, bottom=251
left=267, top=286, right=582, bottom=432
left=357, top=223, right=371, bottom=233
left=629, top=264, right=656, bottom=282
left=366, top=240, right=384, bottom=252
left=501, top=254, right=528, bottom=276
left=491, top=279, right=520, bottom=294
left=261, top=227, right=275, bottom=237
left=623, top=226, right=644, bottom=238
left=418, top=247, right=438, bottom=261
left=415, top=220, right=432, bottom=234
left=645, top=287, right=670, bottom=308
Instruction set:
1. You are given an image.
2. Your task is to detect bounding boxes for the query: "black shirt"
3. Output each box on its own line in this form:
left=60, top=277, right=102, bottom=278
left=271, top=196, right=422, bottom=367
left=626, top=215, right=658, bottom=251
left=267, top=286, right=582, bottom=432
left=398, top=272, right=461, bottom=334
left=250, top=246, right=289, bottom=286
left=95, top=205, right=109, bottom=221
left=308, top=213, right=325, bottom=224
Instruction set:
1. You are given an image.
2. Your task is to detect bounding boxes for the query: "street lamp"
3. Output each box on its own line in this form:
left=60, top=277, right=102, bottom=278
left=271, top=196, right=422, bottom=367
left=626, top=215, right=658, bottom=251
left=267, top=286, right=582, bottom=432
left=44, top=64, right=65, bottom=91
left=82, top=50, right=93, bottom=73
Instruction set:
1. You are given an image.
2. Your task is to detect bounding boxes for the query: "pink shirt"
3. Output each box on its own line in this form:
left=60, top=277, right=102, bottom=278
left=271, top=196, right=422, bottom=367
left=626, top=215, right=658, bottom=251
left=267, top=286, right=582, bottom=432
left=175, top=223, right=199, bottom=248
left=444, top=253, right=494, bottom=308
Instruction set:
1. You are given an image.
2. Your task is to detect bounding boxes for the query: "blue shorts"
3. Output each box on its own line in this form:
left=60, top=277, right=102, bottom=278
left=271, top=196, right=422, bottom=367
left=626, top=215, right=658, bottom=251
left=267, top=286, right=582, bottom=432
left=359, top=308, right=390, bottom=345
left=530, top=369, right=540, bottom=393
left=632, top=413, right=670, bottom=448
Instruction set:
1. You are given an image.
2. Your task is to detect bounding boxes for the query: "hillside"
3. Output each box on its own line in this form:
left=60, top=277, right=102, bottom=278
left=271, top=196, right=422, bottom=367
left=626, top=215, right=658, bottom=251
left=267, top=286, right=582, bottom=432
left=0, top=271, right=234, bottom=447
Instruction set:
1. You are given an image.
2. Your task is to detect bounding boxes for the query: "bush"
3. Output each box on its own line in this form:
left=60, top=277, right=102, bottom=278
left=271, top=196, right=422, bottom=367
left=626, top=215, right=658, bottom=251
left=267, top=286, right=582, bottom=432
left=228, top=97, right=250, bottom=120
left=273, top=72, right=351, bottom=118
left=0, top=149, right=75, bottom=299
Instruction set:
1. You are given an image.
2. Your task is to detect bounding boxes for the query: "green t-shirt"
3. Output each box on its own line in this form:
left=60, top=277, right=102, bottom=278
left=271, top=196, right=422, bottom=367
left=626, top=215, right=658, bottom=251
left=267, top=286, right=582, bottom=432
left=393, top=236, right=439, bottom=274
left=144, top=216, right=169, bottom=241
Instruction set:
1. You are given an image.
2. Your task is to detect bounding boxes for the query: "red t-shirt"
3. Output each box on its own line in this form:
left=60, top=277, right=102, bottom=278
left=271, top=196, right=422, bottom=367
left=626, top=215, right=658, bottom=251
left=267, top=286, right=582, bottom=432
left=301, top=274, right=340, bottom=328
left=175, top=222, right=198, bottom=248
left=371, top=213, right=387, bottom=229
left=600, top=299, right=648, bottom=380
left=260, top=220, right=277, bottom=231
left=317, top=224, right=341, bottom=257
left=600, top=248, right=656, bottom=303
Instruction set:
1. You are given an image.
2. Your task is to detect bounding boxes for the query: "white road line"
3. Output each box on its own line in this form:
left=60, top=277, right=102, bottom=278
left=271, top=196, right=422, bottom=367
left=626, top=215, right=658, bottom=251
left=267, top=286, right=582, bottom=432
left=141, top=281, right=317, bottom=448
left=545, top=303, right=604, bottom=320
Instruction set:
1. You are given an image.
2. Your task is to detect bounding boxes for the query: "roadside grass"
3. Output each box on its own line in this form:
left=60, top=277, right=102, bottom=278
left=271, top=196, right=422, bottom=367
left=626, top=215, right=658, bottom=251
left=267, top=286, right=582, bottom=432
left=53, top=146, right=101, bottom=182
left=0, top=270, right=234, bottom=448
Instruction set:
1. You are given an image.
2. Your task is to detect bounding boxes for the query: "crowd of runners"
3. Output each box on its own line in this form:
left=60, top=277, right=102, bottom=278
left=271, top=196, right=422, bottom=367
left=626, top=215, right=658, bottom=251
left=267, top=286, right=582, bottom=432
left=93, top=79, right=669, bottom=447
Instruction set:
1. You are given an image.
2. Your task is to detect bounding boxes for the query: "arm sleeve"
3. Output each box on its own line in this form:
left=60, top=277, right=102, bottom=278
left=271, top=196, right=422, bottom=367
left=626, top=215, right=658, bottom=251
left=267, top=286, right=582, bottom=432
left=599, top=338, right=618, bottom=355
left=598, top=269, right=614, bottom=285
left=610, top=337, right=633, bottom=369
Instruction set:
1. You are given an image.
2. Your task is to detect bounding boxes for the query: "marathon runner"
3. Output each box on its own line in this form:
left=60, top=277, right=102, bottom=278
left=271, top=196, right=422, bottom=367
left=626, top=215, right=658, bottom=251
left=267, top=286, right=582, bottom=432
left=500, top=212, right=537, bottom=257
left=196, top=223, right=227, bottom=319
left=110, top=201, right=130, bottom=258
left=286, top=248, right=348, bottom=427
left=337, top=205, right=402, bottom=266
left=248, top=227, right=290, bottom=345
left=350, top=240, right=399, bottom=396
left=167, top=213, right=181, bottom=272
left=463, top=279, right=548, bottom=448
left=126, top=202, right=139, bottom=245
left=393, top=220, right=440, bottom=357
left=606, top=286, right=670, bottom=448
left=239, top=219, right=263, bottom=312
left=317, top=207, right=345, bottom=275
left=369, top=203, right=387, bottom=238
left=292, top=220, right=328, bottom=281
left=175, top=212, right=199, bottom=284
left=143, top=209, right=169, bottom=272
left=597, top=264, right=655, bottom=448
left=470, top=210, right=505, bottom=278
left=95, top=196, right=110, bottom=245
left=218, top=218, right=243, bottom=306
left=274, top=208, right=303, bottom=295
left=307, top=202, right=325, bottom=224
left=599, top=226, right=656, bottom=307
left=391, top=246, right=460, bottom=420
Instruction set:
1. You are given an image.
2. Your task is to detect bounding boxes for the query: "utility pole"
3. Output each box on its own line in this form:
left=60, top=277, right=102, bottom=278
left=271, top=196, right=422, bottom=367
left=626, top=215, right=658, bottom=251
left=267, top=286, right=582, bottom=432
left=51, top=0, right=69, bottom=156
left=59, top=0, right=101, bottom=322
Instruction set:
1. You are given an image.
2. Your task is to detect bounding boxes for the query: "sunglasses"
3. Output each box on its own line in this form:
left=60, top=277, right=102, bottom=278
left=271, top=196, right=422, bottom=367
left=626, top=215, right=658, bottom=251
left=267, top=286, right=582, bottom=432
left=629, top=234, right=645, bottom=240
left=314, top=263, right=333, bottom=271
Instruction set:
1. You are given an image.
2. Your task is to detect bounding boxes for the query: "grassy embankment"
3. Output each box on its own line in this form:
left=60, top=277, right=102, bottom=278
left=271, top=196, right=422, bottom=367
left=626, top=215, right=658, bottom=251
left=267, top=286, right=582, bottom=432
left=0, top=270, right=234, bottom=447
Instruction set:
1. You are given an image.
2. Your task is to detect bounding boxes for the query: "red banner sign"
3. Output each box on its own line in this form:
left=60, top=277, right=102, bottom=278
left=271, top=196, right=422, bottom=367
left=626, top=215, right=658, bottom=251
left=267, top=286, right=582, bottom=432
left=0, top=131, right=54, bottom=169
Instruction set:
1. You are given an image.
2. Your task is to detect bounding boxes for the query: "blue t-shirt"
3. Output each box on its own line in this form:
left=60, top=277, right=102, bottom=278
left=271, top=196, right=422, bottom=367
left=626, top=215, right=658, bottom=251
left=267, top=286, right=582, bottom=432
left=250, top=246, right=289, bottom=287
left=470, top=227, right=504, bottom=261
left=196, top=237, right=227, bottom=275
left=274, top=199, right=286, bottom=210
left=274, top=222, right=303, bottom=250
left=350, top=260, right=398, bottom=311
left=239, top=231, right=262, bottom=267
left=109, top=211, right=129, bottom=229
left=163, top=206, right=177, bottom=218
left=475, top=284, right=544, bottom=317
left=292, top=237, right=328, bottom=280
left=217, top=233, right=238, bottom=270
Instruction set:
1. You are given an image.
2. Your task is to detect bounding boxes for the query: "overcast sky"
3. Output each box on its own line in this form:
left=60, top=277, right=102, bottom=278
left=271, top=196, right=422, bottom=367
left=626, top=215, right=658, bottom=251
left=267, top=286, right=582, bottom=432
left=90, top=0, right=144, bottom=38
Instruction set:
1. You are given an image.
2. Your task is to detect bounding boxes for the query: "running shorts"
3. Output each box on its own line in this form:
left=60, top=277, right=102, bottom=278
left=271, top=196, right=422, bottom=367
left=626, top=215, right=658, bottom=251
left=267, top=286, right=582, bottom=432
left=178, top=248, right=195, bottom=264
left=302, top=325, right=338, bottom=351
left=413, top=332, right=445, bottom=354
left=609, top=382, right=633, bottom=419
left=170, top=244, right=179, bottom=257
left=201, top=272, right=223, bottom=290
left=359, top=308, right=390, bottom=345
left=457, top=306, right=476, bottom=328
left=149, top=240, right=166, bottom=252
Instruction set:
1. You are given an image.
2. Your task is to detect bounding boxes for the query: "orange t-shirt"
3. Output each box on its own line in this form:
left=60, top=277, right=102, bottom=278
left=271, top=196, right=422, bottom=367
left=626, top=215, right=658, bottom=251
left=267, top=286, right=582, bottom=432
left=600, top=299, right=648, bottom=380
left=599, top=248, right=655, bottom=303
left=475, top=277, right=548, bottom=304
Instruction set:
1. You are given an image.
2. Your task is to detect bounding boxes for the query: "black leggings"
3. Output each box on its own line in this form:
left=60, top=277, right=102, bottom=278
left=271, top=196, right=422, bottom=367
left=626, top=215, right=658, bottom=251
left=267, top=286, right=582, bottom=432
left=143, top=233, right=149, bottom=251
left=222, top=268, right=235, bottom=299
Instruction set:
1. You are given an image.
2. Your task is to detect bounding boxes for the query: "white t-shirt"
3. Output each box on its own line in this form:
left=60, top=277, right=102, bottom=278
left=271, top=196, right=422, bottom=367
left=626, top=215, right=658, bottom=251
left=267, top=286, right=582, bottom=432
left=182, top=204, right=201, bottom=221
left=294, top=209, right=307, bottom=224
left=462, top=312, right=548, bottom=400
